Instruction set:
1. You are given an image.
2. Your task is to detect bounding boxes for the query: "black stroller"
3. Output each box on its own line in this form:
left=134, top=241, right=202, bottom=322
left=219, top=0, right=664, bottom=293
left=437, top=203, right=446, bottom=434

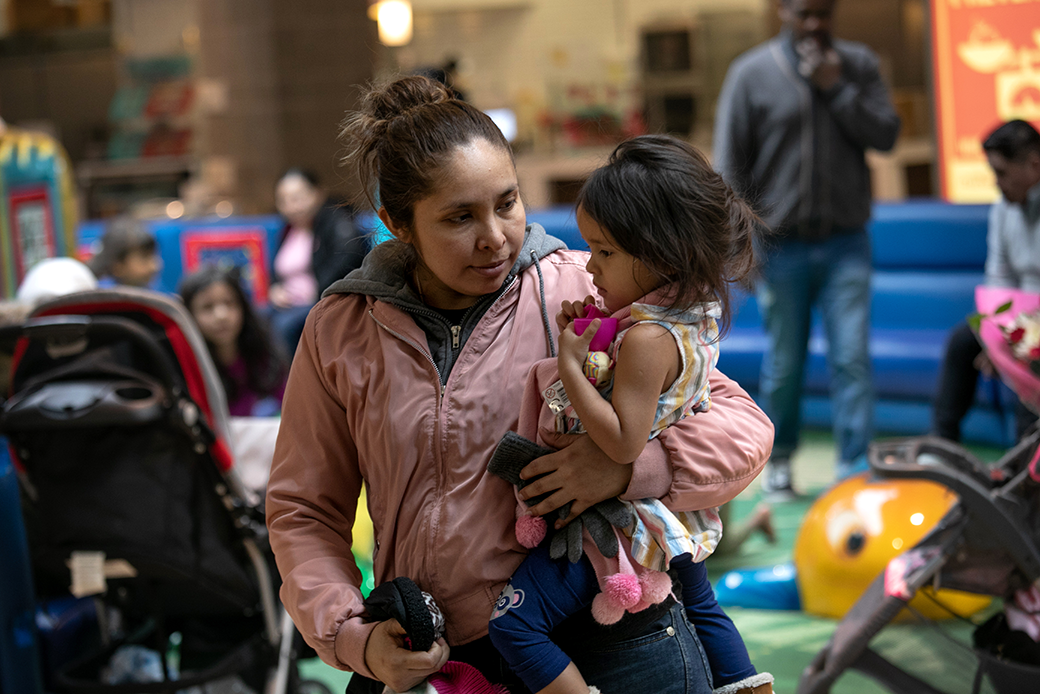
left=0, top=287, right=329, bottom=694
left=797, top=431, right=1040, bottom=694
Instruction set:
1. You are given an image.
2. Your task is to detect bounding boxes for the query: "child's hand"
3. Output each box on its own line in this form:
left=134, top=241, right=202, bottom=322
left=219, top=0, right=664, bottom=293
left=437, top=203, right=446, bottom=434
left=558, top=317, right=600, bottom=374
left=556, top=295, right=598, bottom=332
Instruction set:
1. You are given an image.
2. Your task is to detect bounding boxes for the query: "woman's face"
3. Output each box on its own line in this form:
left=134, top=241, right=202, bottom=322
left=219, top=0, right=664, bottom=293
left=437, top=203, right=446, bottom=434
left=384, top=138, right=526, bottom=310
left=189, top=280, right=244, bottom=356
left=275, top=174, right=323, bottom=228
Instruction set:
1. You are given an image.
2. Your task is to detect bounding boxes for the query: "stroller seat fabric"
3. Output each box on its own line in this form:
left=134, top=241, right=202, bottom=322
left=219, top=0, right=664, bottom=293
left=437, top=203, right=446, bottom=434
left=0, top=288, right=320, bottom=694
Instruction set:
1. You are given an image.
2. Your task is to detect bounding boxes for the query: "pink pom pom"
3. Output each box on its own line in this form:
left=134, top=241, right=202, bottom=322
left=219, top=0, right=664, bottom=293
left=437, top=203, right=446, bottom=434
left=515, top=514, right=546, bottom=549
left=591, top=593, right=626, bottom=624
left=604, top=573, right=642, bottom=609
left=639, top=570, right=673, bottom=605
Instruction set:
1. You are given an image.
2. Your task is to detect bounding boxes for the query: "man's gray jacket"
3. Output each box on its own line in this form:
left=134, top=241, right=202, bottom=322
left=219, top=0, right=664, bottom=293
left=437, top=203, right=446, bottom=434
left=713, top=31, right=901, bottom=239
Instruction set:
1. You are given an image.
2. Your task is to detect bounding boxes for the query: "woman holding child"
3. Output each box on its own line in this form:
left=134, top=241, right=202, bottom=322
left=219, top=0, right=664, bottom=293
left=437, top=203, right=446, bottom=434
left=265, top=75, right=772, bottom=693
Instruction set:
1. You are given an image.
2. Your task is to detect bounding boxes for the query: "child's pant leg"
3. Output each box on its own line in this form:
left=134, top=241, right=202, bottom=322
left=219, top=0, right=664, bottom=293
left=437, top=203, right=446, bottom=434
left=673, top=554, right=758, bottom=685
left=488, top=544, right=598, bottom=693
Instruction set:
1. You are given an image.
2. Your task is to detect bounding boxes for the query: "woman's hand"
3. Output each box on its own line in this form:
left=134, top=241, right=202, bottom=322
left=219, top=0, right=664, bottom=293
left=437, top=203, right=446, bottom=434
left=269, top=283, right=293, bottom=309
left=974, top=350, right=996, bottom=378
left=365, top=619, right=450, bottom=691
left=517, top=432, right=632, bottom=528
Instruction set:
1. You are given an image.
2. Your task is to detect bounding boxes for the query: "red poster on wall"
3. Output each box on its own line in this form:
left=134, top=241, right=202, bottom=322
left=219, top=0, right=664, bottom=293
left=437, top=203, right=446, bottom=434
left=182, top=229, right=270, bottom=306
left=931, top=0, right=1040, bottom=202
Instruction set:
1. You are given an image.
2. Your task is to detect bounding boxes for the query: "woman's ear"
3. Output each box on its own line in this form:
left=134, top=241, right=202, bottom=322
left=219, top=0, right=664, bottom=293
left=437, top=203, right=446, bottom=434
left=378, top=208, right=411, bottom=244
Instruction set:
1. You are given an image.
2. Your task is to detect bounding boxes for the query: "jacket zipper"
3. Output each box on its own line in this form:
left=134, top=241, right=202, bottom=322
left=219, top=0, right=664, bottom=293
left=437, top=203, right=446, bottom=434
left=368, top=277, right=520, bottom=590
left=368, top=310, right=444, bottom=394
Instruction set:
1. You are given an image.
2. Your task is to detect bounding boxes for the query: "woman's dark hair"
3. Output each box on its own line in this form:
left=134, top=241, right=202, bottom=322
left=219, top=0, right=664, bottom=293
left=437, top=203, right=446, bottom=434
left=983, top=120, right=1040, bottom=162
left=576, top=134, right=760, bottom=332
left=340, top=75, right=511, bottom=231
left=87, top=216, right=157, bottom=278
left=178, top=265, right=288, bottom=404
left=278, top=167, right=321, bottom=189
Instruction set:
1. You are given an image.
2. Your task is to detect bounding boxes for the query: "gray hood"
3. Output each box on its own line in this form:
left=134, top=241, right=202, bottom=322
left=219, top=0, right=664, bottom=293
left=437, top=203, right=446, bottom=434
left=323, top=222, right=566, bottom=307
left=322, top=222, right=568, bottom=384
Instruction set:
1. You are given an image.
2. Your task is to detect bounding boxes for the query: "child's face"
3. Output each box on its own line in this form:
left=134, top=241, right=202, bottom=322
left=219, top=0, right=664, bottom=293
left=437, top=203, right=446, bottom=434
left=189, top=281, right=244, bottom=355
left=111, top=248, right=162, bottom=288
left=577, top=206, right=660, bottom=314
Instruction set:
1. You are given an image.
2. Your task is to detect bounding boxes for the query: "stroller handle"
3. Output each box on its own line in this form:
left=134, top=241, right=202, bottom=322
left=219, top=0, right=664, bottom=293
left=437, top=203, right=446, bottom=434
left=869, top=436, right=1040, bottom=582
left=6, top=315, right=183, bottom=394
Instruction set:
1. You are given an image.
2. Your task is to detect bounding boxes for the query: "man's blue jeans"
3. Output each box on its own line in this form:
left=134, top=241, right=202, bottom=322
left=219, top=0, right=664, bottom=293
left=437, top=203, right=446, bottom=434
left=756, top=229, right=874, bottom=466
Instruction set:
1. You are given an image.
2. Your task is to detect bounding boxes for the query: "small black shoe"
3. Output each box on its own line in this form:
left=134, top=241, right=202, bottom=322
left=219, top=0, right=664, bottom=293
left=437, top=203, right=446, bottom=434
left=362, top=577, right=444, bottom=652
left=760, top=458, right=797, bottom=502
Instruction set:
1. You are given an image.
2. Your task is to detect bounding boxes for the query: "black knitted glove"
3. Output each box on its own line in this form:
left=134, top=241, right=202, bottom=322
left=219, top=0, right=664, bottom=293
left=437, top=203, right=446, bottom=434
left=362, top=577, right=444, bottom=652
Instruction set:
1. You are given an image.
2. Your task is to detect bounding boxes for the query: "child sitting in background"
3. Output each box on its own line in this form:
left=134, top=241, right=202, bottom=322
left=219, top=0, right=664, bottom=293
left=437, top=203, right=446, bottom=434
left=87, top=217, right=162, bottom=289
left=179, top=265, right=288, bottom=417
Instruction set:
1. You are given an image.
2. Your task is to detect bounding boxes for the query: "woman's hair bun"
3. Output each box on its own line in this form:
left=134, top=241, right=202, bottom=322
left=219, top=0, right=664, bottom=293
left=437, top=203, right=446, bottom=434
left=362, top=75, right=455, bottom=123
left=342, top=74, right=507, bottom=225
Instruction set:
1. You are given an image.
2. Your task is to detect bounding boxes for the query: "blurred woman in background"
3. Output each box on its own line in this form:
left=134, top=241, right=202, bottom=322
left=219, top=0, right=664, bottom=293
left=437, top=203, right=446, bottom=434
left=270, top=169, right=368, bottom=355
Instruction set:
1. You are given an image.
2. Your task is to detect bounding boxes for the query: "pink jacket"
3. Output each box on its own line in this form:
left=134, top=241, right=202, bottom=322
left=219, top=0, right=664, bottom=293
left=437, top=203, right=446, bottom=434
left=265, top=246, right=772, bottom=678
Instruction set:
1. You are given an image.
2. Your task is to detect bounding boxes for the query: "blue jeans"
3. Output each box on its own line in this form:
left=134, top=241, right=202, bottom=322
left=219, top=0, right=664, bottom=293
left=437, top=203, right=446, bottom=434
left=573, top=602, right=713, bottom=694
left=756, top=230, right=873, bottom=465
left=489, top=545, right=714, bottom=693
left=348, top=601, right=713, bottom=694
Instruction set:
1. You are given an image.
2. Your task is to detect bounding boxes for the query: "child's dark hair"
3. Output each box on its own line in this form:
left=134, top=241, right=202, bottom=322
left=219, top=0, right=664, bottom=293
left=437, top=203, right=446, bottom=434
left=340, top=74, right=512, bottom=232
left=576, top=134, right=760, bottom=331
left=178, top=265, right=288, bottom=404
left=87, top=216, right=157, bottom=278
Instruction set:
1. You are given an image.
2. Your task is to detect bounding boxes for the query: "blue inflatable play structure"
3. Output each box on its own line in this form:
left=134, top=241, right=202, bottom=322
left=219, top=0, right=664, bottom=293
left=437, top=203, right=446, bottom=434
left=77, top=214, right=285, bottom=303
left=508, top=201, right=1007, bottom=446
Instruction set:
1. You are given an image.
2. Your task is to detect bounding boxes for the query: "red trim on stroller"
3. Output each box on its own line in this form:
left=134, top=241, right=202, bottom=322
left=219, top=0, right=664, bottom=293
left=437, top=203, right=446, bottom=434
left=13, top=300, right=235, bottom=473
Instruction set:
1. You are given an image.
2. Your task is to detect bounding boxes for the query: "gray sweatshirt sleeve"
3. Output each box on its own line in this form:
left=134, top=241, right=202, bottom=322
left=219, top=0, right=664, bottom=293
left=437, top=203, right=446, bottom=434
left=985, top=202, right=1016, bottom=287
left=712, top=62, right=756, bottom=195
left=825, top=49, right=901, bottom=152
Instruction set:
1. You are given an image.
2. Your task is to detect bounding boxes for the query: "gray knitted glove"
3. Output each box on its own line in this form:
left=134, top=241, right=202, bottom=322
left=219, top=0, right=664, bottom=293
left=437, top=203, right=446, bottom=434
left=488, top=431, right=633, bottom=562
left=487, top=431, right=556, bottom=506
left=549, top=497, right=631, bottom=562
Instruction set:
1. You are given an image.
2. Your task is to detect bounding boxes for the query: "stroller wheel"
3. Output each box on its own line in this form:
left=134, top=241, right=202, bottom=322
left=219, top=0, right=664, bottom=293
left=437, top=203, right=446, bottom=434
left=295, top=680, right=334, bottom=694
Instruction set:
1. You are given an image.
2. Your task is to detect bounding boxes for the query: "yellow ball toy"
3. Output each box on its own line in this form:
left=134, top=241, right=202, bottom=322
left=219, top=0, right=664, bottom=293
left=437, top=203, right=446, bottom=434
left=793, top=472, right=991, bottom=620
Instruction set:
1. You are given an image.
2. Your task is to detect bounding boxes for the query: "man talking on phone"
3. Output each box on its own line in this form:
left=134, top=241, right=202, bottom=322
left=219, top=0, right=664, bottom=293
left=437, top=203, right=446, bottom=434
left=713, top=0, right=901, bottom=500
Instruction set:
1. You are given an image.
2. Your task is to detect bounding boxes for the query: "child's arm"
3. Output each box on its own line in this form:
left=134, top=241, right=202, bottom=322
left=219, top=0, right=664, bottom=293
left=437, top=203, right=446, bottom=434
left=538, top=663, right=590, bottom=694
left=558, top=319, right=680, bottom=464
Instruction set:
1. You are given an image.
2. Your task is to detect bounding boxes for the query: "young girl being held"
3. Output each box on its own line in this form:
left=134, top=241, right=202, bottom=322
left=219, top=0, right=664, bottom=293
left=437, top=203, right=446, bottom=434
left=488, top=135, right=772, bottom=694
left=179, top=265, right=288, bottom=417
